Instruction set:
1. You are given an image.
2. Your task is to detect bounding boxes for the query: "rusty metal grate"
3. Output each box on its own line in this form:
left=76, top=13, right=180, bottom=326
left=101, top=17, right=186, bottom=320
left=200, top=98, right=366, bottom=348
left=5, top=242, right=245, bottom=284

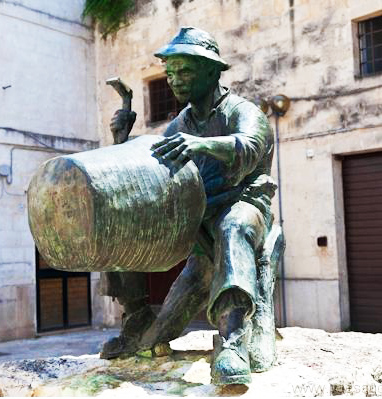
left=359, top=15, right=382, bottom=76
left=149, top=77, right=183, bottom=123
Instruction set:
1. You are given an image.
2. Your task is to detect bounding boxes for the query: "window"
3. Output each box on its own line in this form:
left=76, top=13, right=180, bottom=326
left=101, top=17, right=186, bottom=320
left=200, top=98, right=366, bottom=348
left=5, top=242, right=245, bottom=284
left=149, top=77, right=184, bottom=123
left=358, top=15, right=382, bottom=76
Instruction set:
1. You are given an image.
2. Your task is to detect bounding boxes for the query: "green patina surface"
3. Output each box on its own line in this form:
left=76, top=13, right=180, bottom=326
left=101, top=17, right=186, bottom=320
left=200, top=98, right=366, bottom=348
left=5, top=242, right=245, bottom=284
left=28, top=135, right=206, bottom=273
left=36, top=353, right=214, bottom=397
left=63, top=374, right=123, bottom=396
left=28, top=26, right=285, bottom=386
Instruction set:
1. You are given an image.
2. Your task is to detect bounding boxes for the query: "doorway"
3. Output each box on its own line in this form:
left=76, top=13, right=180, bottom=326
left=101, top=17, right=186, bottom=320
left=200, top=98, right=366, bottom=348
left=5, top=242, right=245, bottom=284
left=36, top=249, right=91, bottom=332
left=146, top=259, right=210, bottom=326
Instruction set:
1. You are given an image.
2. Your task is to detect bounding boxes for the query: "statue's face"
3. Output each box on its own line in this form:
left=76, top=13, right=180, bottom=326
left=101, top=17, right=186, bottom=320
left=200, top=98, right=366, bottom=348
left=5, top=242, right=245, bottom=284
left=165, top=55, right=215, bottom=104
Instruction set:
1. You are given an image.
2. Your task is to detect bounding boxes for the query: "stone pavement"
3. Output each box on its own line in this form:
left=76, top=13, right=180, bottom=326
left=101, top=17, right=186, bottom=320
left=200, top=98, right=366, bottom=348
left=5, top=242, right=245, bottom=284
left=0, top=320, right=214, bottom=364
left=0, top=328, right=119, bottom=363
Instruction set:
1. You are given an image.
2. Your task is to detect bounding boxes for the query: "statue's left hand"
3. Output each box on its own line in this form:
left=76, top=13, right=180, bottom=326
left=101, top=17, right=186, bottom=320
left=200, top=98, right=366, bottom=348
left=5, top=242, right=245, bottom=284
left=151, top=133, right=205, bottom=162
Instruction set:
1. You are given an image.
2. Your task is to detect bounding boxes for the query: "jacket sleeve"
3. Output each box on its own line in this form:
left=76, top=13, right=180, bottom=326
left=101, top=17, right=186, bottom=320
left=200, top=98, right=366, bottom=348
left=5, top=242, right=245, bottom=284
left=226, top=101, right=273, bottom=186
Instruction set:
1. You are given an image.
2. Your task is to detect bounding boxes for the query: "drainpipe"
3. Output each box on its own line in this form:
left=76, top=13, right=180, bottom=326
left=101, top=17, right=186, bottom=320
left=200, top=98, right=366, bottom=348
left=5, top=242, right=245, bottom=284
left=270, top=95, right=290, bottom=327
left=254, top=94, right=291, bottom=327
left=275, top=113, right=287, bottom=327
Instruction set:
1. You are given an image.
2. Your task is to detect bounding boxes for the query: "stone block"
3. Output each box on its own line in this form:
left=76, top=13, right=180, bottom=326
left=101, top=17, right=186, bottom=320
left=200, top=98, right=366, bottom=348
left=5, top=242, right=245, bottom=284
left=0, top=262, right=34, bottom=287
left=0, top=284, right=35, bottom=341
left=285, top=279, right=341, bottom=332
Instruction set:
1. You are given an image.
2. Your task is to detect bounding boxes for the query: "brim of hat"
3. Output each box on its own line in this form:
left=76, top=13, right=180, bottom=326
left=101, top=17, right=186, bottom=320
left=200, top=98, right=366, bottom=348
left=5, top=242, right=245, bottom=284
left=154, top=43, right=230, bottom=71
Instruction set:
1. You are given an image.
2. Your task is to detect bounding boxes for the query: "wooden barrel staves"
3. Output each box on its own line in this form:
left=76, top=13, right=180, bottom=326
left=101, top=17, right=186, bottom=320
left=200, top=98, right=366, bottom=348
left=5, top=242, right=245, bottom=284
left=28, top=135, right=206, bottom=272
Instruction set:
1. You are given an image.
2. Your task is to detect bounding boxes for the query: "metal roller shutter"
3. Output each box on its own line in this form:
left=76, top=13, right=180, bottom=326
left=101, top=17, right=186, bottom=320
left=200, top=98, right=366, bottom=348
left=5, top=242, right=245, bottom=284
left=343, top=151, right=382, bottom=332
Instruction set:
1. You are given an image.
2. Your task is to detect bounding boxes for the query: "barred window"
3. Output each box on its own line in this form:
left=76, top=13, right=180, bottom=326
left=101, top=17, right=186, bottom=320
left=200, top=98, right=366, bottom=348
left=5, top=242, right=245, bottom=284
left=149, top=77, right=183, bottom=123
left=359, top=15, right=382, bottom=76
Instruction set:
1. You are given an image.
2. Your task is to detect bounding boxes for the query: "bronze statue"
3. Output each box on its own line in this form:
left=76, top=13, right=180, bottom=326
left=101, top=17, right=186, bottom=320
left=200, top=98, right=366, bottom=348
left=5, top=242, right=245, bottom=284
left=28, top=26, right=284, bottom=386
left=99, top=27, right=284, bottom=385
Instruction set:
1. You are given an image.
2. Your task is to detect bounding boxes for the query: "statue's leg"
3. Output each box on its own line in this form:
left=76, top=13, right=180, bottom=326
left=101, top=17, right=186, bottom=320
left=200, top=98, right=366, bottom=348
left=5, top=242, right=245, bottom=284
left=248, top=262, right=277, bottom=373
left=249, top=225, right=284, bottom=372
left=139, top=254, right=214, bottom=353
left=99, top=271, right=156, bottom=359
left=206, top=201, right=267, bottom=385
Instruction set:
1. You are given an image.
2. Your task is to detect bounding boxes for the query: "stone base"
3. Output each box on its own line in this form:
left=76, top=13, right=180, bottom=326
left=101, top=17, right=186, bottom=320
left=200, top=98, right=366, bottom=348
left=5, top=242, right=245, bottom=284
left=1, top=328, right=382, bottom=397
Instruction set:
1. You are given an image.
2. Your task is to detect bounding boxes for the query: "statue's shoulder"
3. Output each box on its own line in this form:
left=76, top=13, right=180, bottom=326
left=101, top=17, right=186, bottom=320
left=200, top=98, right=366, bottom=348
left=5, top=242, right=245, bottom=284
left=224, top=92, right=262, bottom=118
left=224, top=91, right=272, bottom=138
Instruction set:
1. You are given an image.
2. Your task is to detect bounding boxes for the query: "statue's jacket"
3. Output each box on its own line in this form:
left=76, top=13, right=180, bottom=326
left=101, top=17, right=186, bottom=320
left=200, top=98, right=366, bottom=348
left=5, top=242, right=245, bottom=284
left=164, top=86, right=277, bottom=228
left=101, top=87, right=278, bottom=327
left=163, top=86, right=278, bottom=321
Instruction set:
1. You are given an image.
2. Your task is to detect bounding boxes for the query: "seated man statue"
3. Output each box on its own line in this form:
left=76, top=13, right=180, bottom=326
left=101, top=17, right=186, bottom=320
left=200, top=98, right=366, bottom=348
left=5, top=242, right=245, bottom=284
left=100, top=26, right=280, bottom=385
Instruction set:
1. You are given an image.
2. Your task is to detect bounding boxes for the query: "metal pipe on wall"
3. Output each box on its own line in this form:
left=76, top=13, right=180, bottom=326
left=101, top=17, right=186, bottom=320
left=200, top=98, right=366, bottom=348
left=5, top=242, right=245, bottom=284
left=275, top=114, right=287, bottom=327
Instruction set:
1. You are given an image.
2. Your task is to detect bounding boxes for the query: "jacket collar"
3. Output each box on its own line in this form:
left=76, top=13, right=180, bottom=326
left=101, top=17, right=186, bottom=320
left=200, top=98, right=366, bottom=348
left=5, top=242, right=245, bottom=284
left=185, top=84, right=230, bottom=128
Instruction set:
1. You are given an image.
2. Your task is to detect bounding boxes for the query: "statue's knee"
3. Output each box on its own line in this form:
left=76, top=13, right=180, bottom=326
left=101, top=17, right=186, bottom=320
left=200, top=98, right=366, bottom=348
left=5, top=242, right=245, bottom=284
left=218, top=214, right=247, bottom=236
left=217, top=218, right=254, bottom=246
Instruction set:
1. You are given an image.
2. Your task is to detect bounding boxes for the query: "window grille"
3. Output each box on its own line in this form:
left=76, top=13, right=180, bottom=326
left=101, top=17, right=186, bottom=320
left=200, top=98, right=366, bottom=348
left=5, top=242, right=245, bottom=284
left=359, top=15, right=382, bottom=76
left=149, top=77, right=184, bottom=123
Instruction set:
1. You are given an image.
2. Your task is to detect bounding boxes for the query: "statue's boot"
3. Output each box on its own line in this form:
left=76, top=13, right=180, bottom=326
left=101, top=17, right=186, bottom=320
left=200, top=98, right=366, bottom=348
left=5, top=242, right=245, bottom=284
left=100, top=299, right=156, bottom=359
left=211, top=295, right=252, bottom=385
left=138, top=254, right=213, bottom=355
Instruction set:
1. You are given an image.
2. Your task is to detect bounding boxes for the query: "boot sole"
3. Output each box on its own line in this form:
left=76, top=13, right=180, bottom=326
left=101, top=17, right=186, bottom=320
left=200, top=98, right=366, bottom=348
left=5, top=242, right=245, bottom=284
left=100, top=352, right=118, bottom=360
left=100, top=350, right=136, bottom=360
left=212, top=373, right=252, bottom=385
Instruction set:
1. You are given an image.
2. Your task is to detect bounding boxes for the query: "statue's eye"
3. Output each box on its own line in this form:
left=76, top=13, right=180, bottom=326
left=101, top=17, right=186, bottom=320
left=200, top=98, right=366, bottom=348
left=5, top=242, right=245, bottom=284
left=180, top=69, right=192, bottom=77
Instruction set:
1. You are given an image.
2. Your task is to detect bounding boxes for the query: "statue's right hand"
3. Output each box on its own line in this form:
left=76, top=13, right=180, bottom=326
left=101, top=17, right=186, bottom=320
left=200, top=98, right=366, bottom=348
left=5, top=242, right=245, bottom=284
left=110, top=109, right=137, bottom=144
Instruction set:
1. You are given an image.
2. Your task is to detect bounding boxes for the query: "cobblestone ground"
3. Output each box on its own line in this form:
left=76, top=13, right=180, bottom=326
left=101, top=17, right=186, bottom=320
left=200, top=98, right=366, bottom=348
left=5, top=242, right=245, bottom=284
left=0, top=328, right=119, bottom=364
left=1, top=327, right=382, bottom=397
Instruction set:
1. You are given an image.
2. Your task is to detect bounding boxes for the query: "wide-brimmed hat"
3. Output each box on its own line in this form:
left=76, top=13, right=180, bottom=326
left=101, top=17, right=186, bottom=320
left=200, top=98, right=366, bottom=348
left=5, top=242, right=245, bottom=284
left=154, top=27, right=230, bottom=71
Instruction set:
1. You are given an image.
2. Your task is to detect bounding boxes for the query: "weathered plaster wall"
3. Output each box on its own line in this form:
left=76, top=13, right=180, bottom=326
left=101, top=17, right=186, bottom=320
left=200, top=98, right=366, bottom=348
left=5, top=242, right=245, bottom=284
left=95, top=0, right=382, bottom=332
left=0, top=0, right=107, bottom=341
left=0, top=146, right=55, bottom=340
left=0, top=0, right=97, bottom=140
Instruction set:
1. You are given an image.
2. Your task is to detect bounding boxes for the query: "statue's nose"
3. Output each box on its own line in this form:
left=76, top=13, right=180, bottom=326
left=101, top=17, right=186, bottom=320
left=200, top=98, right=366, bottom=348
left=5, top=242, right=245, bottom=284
left=172, top=75, right=184, bottom=87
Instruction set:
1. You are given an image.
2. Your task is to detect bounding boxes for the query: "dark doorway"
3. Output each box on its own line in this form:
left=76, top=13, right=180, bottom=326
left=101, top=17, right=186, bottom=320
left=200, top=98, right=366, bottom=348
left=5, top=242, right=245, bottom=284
left=146, top=259, right=211, bottom=327
left=146, top=260, right=186, bottom=305
left=343, top=151, right=382, bottom=332
left=36, top=249, right=91, bottom=332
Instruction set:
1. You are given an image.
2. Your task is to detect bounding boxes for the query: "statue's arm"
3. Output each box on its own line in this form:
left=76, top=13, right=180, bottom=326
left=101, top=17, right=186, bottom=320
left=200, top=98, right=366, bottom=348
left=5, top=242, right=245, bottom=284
left=194, top=136, right=236, bottom=165
left=224, top=101, right=273, bottom=186
left=154, top=132, right=236, bottom=164
left=154, top=114, right=236, bottom=165
left=152, top=101, right=271, bottom=179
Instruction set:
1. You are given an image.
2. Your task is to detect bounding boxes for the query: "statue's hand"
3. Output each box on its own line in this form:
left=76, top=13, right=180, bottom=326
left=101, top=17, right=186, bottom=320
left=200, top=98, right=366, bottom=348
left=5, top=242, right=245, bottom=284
left=151, top=133, right=205, bottom=162
left=110, top=109, right=137, bottom=144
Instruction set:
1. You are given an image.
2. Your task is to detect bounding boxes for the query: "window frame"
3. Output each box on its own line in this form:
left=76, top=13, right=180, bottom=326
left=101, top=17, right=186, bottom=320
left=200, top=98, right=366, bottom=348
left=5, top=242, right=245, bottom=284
left=352, top=12, right=382, bottom=79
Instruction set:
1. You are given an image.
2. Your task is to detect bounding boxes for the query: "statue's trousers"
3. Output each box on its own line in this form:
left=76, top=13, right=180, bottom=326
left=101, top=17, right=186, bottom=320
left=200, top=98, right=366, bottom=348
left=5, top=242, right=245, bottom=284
left=100, top=200, right=270, bottom=346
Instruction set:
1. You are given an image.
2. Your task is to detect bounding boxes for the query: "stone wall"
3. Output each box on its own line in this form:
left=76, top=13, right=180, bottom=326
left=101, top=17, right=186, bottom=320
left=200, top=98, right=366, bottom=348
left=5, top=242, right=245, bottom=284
left=0, top=0, right=114, bottom=341
left=95, top=0, right=382, bottom=331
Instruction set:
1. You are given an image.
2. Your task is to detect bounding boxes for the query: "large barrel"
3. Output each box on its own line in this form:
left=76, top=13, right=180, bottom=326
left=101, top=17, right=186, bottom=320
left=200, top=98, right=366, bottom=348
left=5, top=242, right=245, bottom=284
left=28, top=135, right=206, bottom=272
